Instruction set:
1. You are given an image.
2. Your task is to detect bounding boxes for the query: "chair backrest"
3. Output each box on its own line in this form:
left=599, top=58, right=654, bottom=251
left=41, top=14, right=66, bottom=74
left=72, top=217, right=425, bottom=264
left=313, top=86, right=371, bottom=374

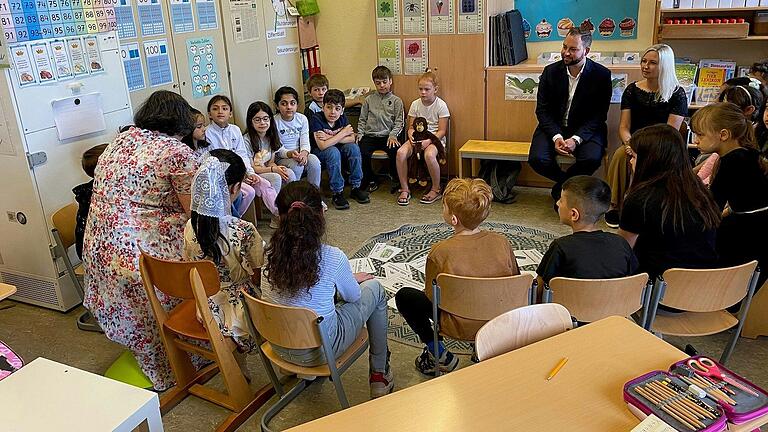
left=51, top=202, right=79, bottom=249
left=138, top=248, right=220, bottom=300
left=661, top=261, right=758, bottom=312
left=475, top=303, right=573, bottom=361
left=241, top=290, right=323, bottom=350
left=548, top=273, right=650, bottom=323
left=435, top=273, right=534, bottom=321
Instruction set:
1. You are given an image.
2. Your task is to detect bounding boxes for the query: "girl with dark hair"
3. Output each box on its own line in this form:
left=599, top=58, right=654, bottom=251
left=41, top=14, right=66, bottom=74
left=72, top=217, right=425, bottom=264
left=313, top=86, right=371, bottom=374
left=180, top=108, right=211, bottom=158
left=263, top=181, right=393, bottom=399
left=183, top=151, right=262, bottom=350
left=692, top=102, right=768, bottom=289
left=83, top=90, right=200, bottom=389
left=242, top=101, right=296, bottom=203
left=617, top=124, right=720, bottom=279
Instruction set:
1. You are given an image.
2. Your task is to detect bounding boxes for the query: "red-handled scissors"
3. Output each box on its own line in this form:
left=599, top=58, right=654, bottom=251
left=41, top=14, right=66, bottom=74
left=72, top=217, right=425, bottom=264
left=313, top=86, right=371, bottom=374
left=688, top=357, right=759, bottom=397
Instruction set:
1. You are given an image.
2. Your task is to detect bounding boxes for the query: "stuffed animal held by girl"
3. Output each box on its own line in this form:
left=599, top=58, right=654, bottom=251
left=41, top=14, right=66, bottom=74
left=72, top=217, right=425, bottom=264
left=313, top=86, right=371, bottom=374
left=408, top=117, right=447, bottom=186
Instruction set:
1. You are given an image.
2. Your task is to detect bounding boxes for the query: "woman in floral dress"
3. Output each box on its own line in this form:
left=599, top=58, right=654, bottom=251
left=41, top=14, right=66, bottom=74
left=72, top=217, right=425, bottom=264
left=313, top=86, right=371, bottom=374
left=83, top=90, right=199, bottom=390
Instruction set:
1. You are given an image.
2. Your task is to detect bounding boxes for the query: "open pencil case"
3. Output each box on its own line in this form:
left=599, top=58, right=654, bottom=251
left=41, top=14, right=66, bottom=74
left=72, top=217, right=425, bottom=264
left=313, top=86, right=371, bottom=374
left=624, top=370, right=727, bottom=432
left=669, top=356, right=768, bottom=425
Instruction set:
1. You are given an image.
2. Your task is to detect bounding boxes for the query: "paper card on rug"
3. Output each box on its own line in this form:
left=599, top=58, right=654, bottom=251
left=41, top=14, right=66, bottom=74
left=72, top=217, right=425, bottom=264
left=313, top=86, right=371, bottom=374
left=515, top=249, right=543, bottom=267
left=383, top=262, right=415, bottom=281
left=376, top=275, right=422, bottom=294
left=407, top=254, right=428, bottom=273
left=387, top=296, right=398, bottom=309
left=350, top=258, right=376, bottom=274
left=368, top=242, right=403, bottom=262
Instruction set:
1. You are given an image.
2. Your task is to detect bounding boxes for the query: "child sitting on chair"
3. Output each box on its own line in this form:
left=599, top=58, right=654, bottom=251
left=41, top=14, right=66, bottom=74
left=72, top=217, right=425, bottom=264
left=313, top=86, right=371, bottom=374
left=537, top=176, right=638, bottom=285
left=74, top=143, right=108, bottom=259
left=183, top=150, right=262, bottom=352
left=395, top=178, right=519, bottom=376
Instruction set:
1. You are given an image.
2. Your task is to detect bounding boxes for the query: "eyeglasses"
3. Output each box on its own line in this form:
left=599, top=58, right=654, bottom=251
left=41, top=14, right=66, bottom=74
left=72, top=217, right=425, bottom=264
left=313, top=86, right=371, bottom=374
left=252, top=116, right=271, bottom=123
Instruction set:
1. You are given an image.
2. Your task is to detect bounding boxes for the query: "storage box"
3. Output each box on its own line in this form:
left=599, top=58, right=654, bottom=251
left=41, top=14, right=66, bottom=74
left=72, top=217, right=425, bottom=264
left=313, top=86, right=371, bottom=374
left=755, top=12, right=768, bottom=35
left=679, top=0, right=694, bottom=7
left=731, top=0, right=747, bottom=6
left=661, top=23, right=749, bottom=39
left=705, top=0, right=719, bottom=6
left=746, top=0, right=759, bottom=5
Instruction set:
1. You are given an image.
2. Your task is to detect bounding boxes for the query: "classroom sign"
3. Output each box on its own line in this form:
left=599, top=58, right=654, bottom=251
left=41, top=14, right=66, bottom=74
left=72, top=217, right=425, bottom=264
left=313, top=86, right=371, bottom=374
left=186, top=36, right=219, bottom=98
left=516, top=0, right=639, bottom=43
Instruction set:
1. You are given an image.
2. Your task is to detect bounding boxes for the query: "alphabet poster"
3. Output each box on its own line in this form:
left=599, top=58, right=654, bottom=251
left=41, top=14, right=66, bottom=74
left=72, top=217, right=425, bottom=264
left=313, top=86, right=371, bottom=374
left=403, top=38, right=427, bottom=75
left=186, top=36, right=219, bottom=98
left=376, top=0, right=400, bottom=35
left=402, top=0, right=426, bottom=35
left=516, top=0, right=639, bottom=42
left=428, top=0, right=454, bottom=34
left=377, top=38, right=401, bottom=75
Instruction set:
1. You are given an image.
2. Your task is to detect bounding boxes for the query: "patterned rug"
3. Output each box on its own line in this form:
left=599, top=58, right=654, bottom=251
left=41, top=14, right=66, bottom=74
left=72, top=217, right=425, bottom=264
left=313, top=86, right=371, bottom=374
left=351, top=221, right=557, bottom=355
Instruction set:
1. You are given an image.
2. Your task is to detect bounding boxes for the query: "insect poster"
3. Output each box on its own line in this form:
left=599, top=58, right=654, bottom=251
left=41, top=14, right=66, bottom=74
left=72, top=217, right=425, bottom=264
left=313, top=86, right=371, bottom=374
left=403, top=38, right=427, bottom=75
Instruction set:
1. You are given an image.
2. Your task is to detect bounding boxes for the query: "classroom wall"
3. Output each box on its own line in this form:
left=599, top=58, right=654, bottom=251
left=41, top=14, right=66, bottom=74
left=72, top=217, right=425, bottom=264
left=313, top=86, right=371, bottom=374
left=313, top=0, right=657, bottom=91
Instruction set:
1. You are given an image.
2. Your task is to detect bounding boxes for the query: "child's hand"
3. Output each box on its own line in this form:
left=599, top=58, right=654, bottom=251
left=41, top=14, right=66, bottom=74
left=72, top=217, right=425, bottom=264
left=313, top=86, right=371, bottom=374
left=387, top=137, right=400, bottom=148
left=290, top=150, right=302, bottom=162
left=297, top=150, right=309, bottom=166
left=245, top=174, right=260, bottom=185
left=421, top=139, right=432, bottom=148
left=275, top=165, right=291, bottom=181
left=342, top=125, right=355, bottom=137
left=354, top=272, right=374, bottom=283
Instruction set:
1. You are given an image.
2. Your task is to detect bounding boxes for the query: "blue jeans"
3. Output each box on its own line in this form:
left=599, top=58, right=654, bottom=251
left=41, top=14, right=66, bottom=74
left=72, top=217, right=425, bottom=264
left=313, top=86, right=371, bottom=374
left=276, top=155, right=322, bottom=188
left=312, top=143, right=363, bottom=193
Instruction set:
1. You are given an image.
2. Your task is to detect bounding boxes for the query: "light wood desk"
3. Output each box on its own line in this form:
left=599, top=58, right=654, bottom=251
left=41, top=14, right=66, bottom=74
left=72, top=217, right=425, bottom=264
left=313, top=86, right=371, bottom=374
left=0, top=283, right=15, bottom=300
left=287, top=316, right=686, bottom=432
left=0, top=357, right=163, bottom=431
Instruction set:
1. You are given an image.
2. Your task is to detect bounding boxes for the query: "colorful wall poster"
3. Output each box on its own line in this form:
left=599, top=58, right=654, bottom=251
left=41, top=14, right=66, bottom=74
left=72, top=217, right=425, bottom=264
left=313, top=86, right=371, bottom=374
left=516, top=0, right=639, bottom=42
left=84, top=35, right=104, bottom=74
left=136, top=0, right=165, bottom=37
left=377, top=38, right=401, bottom=75
left=504, top=73, right=540, bottom=101
left=458, top=0, right=483, bottom=34
left=115, top=0, right=138, bottom=39
left=0, top=0, right=116, bottom=42
left=611, top=73, right=627, bottom=104
left=50, top=39, right=74, bottom=80
left=186, top=36, right=219, bottom=98
left=67, top=37, right=88, bottom=76
left=120, top=42, right=145, bottom=91
left=30, top=42, right=55, bottom=83
left=376, top=0, right=400, bottom=35
left=402, top=0, right=426, bottom=35
left=143, top=38, right=173, bottom=87
left=10, top=44, right=37, bottom=86
left=403, top=38, right=427, bottom=75
left=196, top=0, right=218, bottom=30
left=170, top=0, right=194, bottom=33
left=428, top=0, right=454, bottom=34
left=230, top=1, right=260, bottom=43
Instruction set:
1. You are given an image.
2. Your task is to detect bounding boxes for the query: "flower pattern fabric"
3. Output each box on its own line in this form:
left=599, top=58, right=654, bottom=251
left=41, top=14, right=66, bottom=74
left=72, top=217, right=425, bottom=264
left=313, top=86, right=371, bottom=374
left=82, top=127, right=199, bottom=390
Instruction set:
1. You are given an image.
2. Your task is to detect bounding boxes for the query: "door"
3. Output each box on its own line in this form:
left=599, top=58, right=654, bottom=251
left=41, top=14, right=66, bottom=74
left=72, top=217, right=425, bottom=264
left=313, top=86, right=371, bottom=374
left=260, top=0, right=303, bottom=106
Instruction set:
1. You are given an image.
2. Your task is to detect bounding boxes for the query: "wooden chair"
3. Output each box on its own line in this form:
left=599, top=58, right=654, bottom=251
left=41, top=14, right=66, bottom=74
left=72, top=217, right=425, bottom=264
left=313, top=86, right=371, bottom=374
left=241, top=291, right=369, bottom=432
left=139, top=251, right=274, bottom=432
left=646, top=261, right=760, bottom=364
left=431, top=272, right=534, bottom=375
left=50, top=202, right=101, bottom=332
left=475, top=303, right=573, bottom=361
left=741, top=279, right=768, bottom=339
left=542, top=273, right=651, bottom=325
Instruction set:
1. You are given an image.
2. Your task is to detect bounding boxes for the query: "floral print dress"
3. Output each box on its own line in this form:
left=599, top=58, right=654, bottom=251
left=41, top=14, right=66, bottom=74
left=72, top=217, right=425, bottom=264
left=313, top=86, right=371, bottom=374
left=183, top=217, right=263, bottom=352
left=83, top=127, right=199, bottom=390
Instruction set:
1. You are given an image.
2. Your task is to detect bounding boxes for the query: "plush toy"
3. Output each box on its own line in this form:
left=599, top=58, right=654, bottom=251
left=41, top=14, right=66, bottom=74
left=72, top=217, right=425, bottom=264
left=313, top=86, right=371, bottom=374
left=408, top=117, right=447, bottom=187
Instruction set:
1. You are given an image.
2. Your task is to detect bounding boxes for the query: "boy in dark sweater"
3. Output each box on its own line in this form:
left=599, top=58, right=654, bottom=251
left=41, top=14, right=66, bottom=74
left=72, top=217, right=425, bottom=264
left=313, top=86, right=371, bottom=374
left=537, top=175, right=637, bottom=284
left=73, top=144, right=107, bottom=259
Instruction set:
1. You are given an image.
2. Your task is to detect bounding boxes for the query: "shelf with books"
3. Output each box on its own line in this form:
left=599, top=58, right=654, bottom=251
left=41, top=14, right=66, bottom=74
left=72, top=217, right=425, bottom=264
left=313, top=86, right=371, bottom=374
left=661, top=7, right=768, bottom=14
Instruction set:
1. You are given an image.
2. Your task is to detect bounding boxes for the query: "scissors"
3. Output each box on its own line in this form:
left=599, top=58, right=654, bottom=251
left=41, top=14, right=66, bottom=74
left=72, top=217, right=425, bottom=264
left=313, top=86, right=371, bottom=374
left=687, top=357, right=759, bottom=397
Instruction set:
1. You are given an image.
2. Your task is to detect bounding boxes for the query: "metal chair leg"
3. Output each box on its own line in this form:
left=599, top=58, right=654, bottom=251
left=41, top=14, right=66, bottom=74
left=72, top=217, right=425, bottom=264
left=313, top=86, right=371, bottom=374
left=721, top=269, right=760, bottom=364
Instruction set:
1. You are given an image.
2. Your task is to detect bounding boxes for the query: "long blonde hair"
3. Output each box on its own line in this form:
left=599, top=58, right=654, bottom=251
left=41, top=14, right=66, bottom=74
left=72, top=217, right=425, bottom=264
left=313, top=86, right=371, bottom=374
left=644, top=44, right=679, bottom=103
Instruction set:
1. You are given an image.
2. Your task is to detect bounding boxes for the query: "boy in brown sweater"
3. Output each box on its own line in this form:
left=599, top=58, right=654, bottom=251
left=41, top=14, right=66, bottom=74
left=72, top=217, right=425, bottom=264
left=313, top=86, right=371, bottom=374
left=395, top=178, right=519, bottom=376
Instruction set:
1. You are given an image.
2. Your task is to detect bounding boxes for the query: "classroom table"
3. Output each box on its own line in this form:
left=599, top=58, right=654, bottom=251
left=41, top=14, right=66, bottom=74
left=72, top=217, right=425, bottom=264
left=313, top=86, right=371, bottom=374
left=0, top=283, right=15, bottom=300
left=0, top=357, right=163, bottom=431
left=287, top=316, right=688, bottom=431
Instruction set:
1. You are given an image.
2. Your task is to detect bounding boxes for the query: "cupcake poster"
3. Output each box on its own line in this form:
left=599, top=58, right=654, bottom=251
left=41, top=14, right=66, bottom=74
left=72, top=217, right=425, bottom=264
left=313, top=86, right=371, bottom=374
left=517, top=0, right=639, bottom=42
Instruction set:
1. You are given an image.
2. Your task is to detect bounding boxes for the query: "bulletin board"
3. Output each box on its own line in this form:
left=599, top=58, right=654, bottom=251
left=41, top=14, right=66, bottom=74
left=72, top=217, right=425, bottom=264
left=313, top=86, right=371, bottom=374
left=516, top=0, right=639, bottom=43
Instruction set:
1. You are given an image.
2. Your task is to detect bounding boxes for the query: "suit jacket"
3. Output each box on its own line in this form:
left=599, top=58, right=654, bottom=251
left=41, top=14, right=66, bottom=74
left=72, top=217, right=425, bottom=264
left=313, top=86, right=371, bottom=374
left=534, top=58, right=612, bottom=146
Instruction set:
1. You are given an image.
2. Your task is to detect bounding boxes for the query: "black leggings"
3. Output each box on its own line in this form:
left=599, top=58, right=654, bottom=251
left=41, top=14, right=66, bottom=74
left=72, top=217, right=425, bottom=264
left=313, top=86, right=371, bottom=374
left=395, top=287, right=440, bottom=344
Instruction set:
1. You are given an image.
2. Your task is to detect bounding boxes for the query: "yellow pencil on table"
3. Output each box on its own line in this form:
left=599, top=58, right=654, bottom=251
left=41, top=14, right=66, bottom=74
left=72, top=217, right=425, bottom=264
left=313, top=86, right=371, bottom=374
left=547, top=357, right=569, bottom=381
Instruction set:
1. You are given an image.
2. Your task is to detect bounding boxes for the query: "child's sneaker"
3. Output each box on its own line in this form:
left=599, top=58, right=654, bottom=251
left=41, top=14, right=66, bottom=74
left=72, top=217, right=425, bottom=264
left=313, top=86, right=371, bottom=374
left=350, top=187, right=370, bottom=204
left=332, top=193, right=350, bottom=210
left=369, top=366, right=394, bottom=398
left=414, top=347, right=459, bottom=376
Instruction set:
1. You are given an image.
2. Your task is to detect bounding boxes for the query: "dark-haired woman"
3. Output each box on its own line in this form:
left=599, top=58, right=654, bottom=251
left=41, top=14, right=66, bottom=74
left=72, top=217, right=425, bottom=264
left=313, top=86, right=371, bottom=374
left=83, top=90, right=199, bottom=390
left=617, top=124, right=721, bottom=280
left=183, top=151, right=262, bottom=351
left=262, top=181, right=394, bottom=399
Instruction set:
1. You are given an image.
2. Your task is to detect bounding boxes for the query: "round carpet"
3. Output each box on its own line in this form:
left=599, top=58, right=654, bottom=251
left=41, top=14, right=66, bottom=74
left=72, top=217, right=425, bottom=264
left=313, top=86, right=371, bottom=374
left=351, top=221, right=557, bottom=355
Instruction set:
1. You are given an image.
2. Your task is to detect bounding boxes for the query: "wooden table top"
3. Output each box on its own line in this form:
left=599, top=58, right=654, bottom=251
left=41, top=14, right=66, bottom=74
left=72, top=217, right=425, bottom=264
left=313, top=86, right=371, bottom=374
left=460, top=140, right=532, bottom=155
left=0, top=283, right=16, bottom=301
left=287, top=316, right=687, bottom=432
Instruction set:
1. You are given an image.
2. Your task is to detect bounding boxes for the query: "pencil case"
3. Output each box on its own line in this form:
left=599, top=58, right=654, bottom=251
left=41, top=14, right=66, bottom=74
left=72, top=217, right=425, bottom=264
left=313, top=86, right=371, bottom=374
left=624, top=370, right=727, bottom=431
left=669, top=356, right=768, bottom=425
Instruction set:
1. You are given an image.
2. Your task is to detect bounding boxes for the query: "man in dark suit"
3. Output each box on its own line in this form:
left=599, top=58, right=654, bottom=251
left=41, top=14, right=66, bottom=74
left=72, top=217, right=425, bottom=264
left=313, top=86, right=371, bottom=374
left=528, top=28, right=612, bottom=202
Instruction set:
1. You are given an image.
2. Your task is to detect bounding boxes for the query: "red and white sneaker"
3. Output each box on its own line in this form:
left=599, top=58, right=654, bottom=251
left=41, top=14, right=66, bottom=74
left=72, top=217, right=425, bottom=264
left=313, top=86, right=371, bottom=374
left=369, top=367, right=394, bottom=398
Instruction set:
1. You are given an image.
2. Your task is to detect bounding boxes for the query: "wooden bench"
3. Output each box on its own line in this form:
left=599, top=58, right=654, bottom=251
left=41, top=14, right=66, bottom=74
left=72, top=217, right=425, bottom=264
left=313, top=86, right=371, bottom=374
left=458, top=140, right=573, bottom=179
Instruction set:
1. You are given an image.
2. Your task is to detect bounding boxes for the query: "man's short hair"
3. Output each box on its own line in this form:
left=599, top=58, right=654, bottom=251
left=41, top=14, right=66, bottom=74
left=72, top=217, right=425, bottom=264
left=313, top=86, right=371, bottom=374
left=306, top=74, right=329, bottom=91
left=561, top=175, right=610, bottom=224
left=566, top=27, right=592, bottom=48
left=372, top=66, right=392, bottom=81
left=443, top=178, right=493, bottom=230
left=323, top=89, right=345, bottom=107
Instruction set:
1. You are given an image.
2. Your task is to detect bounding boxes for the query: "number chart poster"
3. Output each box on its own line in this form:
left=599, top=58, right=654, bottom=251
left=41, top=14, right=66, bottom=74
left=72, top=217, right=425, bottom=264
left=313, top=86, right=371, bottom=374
left=186, top=36, right=219, bottom=98
left=0, top=0, right=117, bottom=43
left=516, top=0, right=639, bottom=43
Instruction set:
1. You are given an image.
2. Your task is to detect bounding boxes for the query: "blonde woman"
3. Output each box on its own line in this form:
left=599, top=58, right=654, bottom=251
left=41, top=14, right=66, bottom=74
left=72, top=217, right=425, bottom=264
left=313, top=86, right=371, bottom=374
left=605, top=44, right=688, bottom=227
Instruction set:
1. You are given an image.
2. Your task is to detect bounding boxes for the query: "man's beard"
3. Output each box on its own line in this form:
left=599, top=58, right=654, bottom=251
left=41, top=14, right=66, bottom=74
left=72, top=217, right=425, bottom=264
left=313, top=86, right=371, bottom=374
left=563, top=54, right=584, bottom=66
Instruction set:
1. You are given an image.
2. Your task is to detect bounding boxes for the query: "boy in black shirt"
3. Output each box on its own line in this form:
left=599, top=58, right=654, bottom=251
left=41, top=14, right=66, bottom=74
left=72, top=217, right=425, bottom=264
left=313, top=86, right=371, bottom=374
left=537, top=175, right=638, bottom=284
left=73, top=144, right=108, bottom=259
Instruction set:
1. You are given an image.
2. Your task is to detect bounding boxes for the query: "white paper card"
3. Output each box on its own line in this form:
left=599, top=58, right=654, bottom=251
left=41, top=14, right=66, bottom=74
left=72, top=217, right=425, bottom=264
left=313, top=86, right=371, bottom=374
left=368, top=242, right=403, bottom=262
left=52, top=93, right=106, bottom=140
left=630, top=414, right=677, bottom=432
left=514, top=249, right=544, bottom=267
left=350, top=258, right=376, bottom=274
left=383, top=262, right=414, bottom=280
left=408, top=254, right=428, bottom=273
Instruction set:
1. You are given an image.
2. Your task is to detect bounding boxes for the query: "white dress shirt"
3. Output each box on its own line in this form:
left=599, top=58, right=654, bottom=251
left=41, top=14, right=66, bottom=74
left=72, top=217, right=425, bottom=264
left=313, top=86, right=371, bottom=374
left=552, top=61, right=586, bottom=145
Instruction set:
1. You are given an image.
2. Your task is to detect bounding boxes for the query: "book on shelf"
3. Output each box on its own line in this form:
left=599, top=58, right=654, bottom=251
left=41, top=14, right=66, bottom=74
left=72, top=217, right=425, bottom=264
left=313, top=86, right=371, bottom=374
left=698, top=59, right=736, bottom=80
left=489, top=10, right=528, bottom=66
left=675, top=63, right=698, bottom=87
left=697, top=67, right=727, bottom=88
